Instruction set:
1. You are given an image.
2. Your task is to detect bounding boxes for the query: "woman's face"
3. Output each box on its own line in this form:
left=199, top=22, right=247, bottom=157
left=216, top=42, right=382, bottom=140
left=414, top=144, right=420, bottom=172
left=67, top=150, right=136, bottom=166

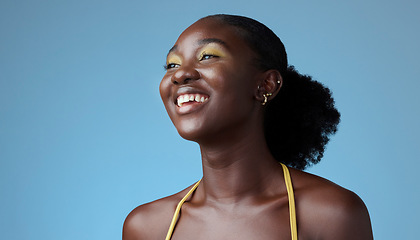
left=159, top=18, right=263, bottom=142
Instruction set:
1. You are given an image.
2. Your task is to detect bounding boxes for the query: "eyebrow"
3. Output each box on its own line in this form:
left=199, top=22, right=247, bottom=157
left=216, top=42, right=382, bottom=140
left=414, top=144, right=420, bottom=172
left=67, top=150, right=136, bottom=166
left=167, top=45, right=178, bottom=56
left=198, top=38, right=227, bottom=46
left=167, top=38, right=228, bottom=56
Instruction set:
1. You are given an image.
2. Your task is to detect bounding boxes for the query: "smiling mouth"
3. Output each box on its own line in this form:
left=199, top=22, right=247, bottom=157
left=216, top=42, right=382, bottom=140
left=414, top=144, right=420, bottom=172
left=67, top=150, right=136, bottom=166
left=176, top=93, right=209, bottom=107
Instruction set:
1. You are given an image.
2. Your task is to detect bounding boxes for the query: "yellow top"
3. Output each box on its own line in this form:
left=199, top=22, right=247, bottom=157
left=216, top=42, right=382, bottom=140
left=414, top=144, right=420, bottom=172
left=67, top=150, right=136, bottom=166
left=165, top=163, right=298, bottom=240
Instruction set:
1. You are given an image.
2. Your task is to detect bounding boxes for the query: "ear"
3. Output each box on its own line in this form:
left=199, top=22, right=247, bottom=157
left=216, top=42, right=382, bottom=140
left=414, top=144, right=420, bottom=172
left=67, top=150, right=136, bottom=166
left=255, top=70, right=283, bottom=104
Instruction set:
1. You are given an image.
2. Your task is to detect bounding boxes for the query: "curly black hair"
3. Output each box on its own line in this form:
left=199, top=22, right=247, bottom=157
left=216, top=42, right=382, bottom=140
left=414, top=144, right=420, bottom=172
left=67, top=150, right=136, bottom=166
left=204, top=14, right=341, bottom=170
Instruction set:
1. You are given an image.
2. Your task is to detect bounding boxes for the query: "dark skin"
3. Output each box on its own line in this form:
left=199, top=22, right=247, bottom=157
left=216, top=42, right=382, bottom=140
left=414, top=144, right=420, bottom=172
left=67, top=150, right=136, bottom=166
left=123, top=18, right=373, bottom=240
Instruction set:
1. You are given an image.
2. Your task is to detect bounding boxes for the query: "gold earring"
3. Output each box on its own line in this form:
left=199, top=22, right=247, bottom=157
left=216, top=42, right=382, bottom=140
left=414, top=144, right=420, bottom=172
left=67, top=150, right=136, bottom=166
left=262, top=93, right=272, bottom=106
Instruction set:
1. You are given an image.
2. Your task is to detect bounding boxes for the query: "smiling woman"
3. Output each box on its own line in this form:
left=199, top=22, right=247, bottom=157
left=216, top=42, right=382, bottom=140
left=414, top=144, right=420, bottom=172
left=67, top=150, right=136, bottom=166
left=123, top=14, right=373, bottom=240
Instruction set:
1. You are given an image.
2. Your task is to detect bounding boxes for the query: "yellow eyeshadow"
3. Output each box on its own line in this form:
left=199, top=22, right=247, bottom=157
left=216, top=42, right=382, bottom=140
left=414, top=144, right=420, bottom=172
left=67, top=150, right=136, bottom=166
left=166, top=55, right=182, bottom=65
left=198, top=46, right=226, bottom=59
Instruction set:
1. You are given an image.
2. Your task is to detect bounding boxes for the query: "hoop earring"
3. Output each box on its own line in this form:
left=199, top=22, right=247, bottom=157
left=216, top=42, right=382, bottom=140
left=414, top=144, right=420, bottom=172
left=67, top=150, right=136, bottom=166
left=262, top=93, right=272, bottom=106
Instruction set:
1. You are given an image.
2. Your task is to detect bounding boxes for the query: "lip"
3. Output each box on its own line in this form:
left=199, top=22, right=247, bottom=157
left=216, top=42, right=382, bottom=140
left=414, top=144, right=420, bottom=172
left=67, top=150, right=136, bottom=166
left=176, top=100, right=209, bottom=114
left=173, top=87, right=210, bottom=115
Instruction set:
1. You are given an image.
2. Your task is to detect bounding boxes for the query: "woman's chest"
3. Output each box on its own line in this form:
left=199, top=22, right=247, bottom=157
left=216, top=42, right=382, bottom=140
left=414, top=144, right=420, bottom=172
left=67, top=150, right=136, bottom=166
left=170, top=205, right=293, bottom=240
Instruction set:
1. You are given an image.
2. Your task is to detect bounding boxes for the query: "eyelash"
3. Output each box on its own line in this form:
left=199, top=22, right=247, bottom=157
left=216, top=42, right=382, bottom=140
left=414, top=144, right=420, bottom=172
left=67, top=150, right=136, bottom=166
left=199, top=53, right=217, bottom=61
left=164, top=53, right=219, bottom=70
left=163, top=63, right=178, bottom=70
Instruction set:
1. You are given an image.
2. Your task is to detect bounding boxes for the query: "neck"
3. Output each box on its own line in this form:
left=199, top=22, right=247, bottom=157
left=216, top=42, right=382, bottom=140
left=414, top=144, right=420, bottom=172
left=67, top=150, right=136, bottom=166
left=197, top=125, right=282, bottom=205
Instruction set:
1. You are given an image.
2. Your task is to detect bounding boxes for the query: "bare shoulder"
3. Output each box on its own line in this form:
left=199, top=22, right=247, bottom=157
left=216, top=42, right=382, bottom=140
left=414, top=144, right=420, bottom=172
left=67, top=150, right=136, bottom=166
left=289, top=168, right=373, bottom=240
left=122, top=183, right=197, bottom=240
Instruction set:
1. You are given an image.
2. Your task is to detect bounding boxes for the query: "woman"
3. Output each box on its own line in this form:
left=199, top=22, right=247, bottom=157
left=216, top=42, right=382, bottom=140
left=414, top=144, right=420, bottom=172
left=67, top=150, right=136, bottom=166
left=123, top=14, right=373, bottom=240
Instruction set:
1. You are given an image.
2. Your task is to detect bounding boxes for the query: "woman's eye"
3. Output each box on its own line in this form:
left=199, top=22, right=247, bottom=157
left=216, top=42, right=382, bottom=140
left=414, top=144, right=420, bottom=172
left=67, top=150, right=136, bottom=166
left=200, top=54, right=214, bottom=60
left=164, top=63, right=179, bottom=70
left=199, top=53, right=218, bottom=61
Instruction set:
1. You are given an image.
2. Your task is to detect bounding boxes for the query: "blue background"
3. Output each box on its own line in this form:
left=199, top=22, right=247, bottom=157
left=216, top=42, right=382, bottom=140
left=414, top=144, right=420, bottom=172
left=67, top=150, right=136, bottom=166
left=1, top=0, right=419, bottom=239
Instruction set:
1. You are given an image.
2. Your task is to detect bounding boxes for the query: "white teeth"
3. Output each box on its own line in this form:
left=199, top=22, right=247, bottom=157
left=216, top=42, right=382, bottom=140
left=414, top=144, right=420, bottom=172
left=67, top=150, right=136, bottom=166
left=176, top=94, right=209, bottom=107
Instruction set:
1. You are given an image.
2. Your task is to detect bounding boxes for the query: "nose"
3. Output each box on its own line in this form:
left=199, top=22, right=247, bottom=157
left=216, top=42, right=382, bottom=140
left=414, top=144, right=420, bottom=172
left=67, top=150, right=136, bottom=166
left=171, top=65, right=200, bottom=84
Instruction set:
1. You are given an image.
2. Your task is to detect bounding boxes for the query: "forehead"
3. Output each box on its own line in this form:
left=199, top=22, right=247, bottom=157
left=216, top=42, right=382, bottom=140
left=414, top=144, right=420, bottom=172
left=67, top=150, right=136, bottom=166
left=170, top=19, right=249, bottom=53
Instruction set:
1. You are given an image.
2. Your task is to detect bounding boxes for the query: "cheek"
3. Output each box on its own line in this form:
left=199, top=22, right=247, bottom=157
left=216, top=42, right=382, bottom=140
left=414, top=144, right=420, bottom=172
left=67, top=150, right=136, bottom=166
left=159, top=75, right=171, bottom=102
left=159, top=76, right=175, bottom=117
left=201, top=65, right=233, bottom=88
left=202, top=67, right=256, bottom=121
left=203, top=65, right=255, bottom=96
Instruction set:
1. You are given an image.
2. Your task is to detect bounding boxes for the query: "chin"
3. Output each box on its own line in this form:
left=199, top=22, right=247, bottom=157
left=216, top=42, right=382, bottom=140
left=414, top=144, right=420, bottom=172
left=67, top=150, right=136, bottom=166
left=174, top=120, right=210, bottom=143
left=176, top=126, right=202, bottom=142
